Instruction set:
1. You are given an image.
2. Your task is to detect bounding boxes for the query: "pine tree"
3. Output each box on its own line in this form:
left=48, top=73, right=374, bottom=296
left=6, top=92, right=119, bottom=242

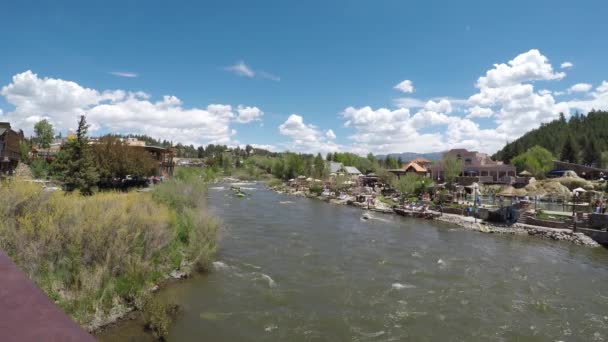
left=57, top=115, right=99, bottom=195
left=583, top=138, right=601, bottom=166
left=561, top=134, right=580, bottom=164
left=313, top=153, right=326, bottom=178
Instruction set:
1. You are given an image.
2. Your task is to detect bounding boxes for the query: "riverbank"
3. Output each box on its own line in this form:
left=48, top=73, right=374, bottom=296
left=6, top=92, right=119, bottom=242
left=269, top=184, right=600, bottom=247
left=0, top=176, right=219, bottom=338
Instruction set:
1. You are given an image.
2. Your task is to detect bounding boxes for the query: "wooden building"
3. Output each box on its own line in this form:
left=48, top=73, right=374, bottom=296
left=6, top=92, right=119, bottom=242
left=144, top=145, right=175, bottom=177
left=0, top=122, right=24, bottom=175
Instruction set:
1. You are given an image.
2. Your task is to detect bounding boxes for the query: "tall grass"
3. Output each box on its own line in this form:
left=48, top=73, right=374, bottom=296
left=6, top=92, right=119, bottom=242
left=0, top=177, right=218, bottom=332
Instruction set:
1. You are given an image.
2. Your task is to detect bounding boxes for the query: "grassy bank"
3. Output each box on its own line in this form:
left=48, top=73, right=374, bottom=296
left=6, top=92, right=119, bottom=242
left=0, top=177, right=218, bottom=334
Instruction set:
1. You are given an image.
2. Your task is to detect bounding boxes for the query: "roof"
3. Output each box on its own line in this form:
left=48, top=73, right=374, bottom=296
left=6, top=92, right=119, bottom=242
left=328, top=161, right=343, bottom=174
left=0, top=127, right=6, bottom=136
left=411, top=157, right=431, bottom=164
left=402, top=161, right=427, bottom=173
left=344, top=166, right=362, bottom=175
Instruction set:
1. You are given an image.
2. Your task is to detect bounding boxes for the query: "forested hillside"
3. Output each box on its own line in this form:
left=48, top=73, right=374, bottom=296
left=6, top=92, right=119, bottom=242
left=493, top=110, right=608, bottom=166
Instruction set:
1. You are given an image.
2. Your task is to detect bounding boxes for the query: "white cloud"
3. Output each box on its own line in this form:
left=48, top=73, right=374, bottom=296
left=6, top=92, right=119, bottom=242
left=393, top=97, right=426, bottom=109
left=224, top=61, right=280, bottom=81
left=424, top=99, right=452, bottom=114
left=278, top=114, right=340, bottom=153
left=394, top=80, right=414, bottom=93
left=569, top=83, right=592, bottom=93
left=476, top=49, right=565, bottom=89
left=561, top=61, right=573, bottom=69
left=325, top=129, right=336, bottom=140
left=245, top=143, right=276, bottom=151
left=225, top=61, right=255, bottom=78
left=0, top=70, right=262, bottom=146
left=466, top=106, right=494, bottom=118
left=344, top=49, right=604, bottom=154
left=258, top=71, right=281, bottom=82
left=109, top=71, right=138, bottom=78
left=235, top=105, right=263, bottom=123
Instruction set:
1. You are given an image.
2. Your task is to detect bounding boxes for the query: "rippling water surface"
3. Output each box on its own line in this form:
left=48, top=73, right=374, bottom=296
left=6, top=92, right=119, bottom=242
left=100, top=183, right=608, bottom=341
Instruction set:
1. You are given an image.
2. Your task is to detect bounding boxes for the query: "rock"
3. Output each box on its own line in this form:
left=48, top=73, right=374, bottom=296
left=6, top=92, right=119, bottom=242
left=170, top=270, right=187, bottom=279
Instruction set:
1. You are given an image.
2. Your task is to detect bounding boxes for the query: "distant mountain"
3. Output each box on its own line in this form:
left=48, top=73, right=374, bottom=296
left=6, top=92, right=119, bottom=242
left=376, top=151, right=445, bottom=162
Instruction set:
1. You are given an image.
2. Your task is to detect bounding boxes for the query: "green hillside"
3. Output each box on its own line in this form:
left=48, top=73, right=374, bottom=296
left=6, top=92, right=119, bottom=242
left=493, top=110, right=608, bottom=167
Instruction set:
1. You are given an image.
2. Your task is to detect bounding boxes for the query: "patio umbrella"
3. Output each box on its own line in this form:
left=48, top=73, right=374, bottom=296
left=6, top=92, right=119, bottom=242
left=519, top=170, right=532, bottom=176
left=572, top=187, right=586, bottom=193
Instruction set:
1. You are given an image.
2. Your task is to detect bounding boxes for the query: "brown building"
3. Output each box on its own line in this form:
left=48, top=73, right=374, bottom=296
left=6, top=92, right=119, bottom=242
left=389, top=161, right=429, bottom=178
left=0, top=122, right=24, bottom=175
left=430, top=148, right=516, bottom=183
left=144, top=145, right=175, bottom=177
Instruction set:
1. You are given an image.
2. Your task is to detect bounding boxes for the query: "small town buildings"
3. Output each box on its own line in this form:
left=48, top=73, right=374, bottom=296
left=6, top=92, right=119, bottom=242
left=0, top=122, right=24, bottom=175
left=430, top=149, right=516, bottom=184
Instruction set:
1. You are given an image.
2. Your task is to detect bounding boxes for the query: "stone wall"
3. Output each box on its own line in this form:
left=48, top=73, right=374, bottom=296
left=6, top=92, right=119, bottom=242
left=589, top=213, right=608, bottom=230
left=525, top=217, right=569, bottom=229
left=577, top=227, right=608, bottom=245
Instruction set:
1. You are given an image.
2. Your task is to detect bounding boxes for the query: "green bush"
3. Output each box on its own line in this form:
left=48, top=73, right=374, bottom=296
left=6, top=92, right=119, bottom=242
left=29, top=159, right=51, bottom=179
left=309, top=184, right=323, bottom=196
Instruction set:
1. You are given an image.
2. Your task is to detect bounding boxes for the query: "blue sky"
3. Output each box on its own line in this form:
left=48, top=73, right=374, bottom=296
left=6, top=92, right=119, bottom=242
left=1, top=0, right=607, bottom=154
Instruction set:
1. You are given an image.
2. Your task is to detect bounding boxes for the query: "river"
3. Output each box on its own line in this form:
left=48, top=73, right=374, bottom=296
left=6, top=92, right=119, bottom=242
left=100, top=182, right=608, bottom=341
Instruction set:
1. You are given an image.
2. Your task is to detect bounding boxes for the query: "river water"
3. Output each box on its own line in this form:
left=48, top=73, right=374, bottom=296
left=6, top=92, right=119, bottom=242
left=100, top=182, right=608, bottom=341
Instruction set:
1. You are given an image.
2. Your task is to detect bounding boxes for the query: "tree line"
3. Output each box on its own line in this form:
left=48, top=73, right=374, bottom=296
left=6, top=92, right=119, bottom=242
left=494, top=110, right=608, bottom=167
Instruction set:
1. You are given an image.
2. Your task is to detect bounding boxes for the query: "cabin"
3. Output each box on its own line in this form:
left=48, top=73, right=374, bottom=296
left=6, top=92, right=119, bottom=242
left=144, top=146, right=175, bottom=177
left=327, top=161, right=362, bottom=177
left=0, top=122, right=24, bottom=175
left=388, top=160, right=429, bottom=179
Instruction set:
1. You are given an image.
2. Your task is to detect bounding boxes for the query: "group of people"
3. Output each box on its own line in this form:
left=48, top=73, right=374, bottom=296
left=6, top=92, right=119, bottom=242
left=595, top=198, right=607, bottom=214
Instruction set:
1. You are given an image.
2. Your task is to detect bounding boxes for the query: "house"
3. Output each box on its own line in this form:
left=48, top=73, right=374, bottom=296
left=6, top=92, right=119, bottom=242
left=343, top=166, right=362, bottom=177
left=388, top=158, right=431, bottom=179
left=410, top=157, right=432, bottom=168
left=327, top=161, right=362, bottom=178
left=430, top=148, right=516, bottom=184
left=0, top=122, right=24, bottom=175
left=144, top=146, right=175, bottom=177
left=328, top=161, right=344, bottom=175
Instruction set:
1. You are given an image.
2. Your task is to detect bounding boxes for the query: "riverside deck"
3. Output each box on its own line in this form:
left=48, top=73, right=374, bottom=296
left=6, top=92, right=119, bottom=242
left=0, top=249, right=93, bottom=341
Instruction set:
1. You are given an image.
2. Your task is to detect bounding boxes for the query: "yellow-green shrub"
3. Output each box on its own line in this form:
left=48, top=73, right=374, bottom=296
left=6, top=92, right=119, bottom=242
left=0, top=178, right=218, bottom=329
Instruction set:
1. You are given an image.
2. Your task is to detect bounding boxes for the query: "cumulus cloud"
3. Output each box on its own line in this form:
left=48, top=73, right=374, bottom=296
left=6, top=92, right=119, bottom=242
left=278, top=114, right=340, bottom=153
left=235, top=105, right=264, bottom=123
left=394, top=80, right=414, bottom=93
left=0, top=70, right=262, bottom=146
left=224, top=61, right=280, bottom=81
left=350, top=49, right=607, bottom=154
left=325, top=129, right=336, bottom=140
left=561, top=61, right=573, bottom=69
left=466, top=106, right=494, bottom=119
left=569, top=83, right=592, bottom=93
left=475, top=49, right=565, bottom=89
left=109, top=71, right=138, bottom=78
